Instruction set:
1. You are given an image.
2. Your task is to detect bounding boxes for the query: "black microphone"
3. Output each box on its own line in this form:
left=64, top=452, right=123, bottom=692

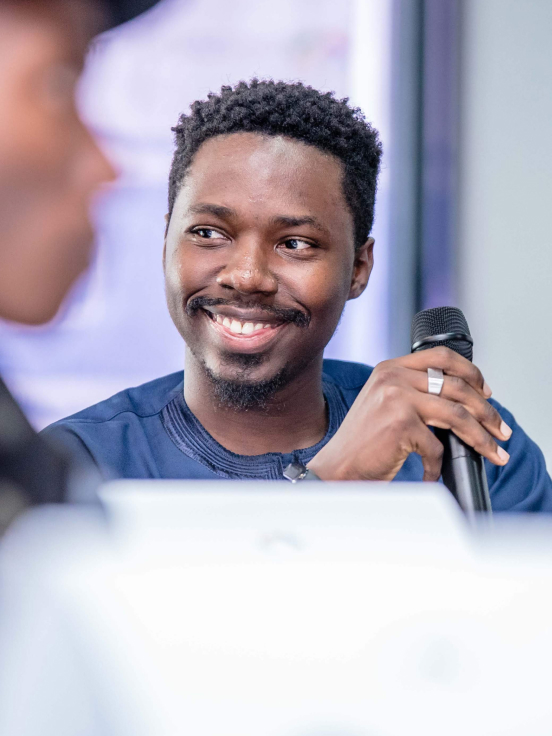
left=411, top=306, right=492, bottom=516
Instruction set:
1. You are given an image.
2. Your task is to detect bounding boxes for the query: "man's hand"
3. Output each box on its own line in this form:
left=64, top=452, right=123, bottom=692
left=308, top=347, right=511, bottom=482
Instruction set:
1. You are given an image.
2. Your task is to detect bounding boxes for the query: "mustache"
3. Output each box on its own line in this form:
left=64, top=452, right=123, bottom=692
left=186, top=296, right=310, bottom=328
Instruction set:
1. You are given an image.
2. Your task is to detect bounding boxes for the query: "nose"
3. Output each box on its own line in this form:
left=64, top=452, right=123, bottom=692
left=216, top=238, right=278, bottom=296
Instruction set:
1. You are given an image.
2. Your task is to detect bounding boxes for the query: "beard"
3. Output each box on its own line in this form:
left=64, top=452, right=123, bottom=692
left=184, top=297, right=312, bottom=410
left=201, top=352, right=292, bottom=411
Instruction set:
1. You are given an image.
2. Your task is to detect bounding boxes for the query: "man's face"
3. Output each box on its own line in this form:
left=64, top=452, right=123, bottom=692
left=164, top=132, right=373, bottom=398
left=0, top=1, right=115, bottom=325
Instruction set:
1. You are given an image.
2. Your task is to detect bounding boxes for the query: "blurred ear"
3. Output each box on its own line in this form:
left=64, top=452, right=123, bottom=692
left=348, top=237, right=374, bottom=300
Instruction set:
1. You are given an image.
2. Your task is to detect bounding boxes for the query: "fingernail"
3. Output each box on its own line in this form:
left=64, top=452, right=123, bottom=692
left=483, top=381, right=492, bottom=398
left=497, top=446, right=510, bottom=463
left=500, top=420, right=512, bottom=439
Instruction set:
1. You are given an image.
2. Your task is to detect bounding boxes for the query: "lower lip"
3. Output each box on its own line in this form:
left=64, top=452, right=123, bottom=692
left=203, top=311, right=287, bottom=351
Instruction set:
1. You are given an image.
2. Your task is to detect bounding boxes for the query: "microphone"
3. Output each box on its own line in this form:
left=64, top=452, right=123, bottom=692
left=411, top=307, right=492, bottom=516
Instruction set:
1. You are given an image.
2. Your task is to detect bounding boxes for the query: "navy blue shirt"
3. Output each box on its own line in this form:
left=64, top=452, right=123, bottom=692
left=43, top=359, right=552, bottom=512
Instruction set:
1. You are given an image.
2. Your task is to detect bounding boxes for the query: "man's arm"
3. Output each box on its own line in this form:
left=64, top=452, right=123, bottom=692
left=483, top=401, right=552, bottom=512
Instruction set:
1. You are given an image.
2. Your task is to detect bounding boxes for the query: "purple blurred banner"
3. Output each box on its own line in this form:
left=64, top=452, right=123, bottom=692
left=0, top=0, right=392, bottom=428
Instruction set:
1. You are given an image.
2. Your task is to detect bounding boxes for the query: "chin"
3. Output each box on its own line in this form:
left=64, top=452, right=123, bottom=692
left=200, top=355, right=290, bottom=410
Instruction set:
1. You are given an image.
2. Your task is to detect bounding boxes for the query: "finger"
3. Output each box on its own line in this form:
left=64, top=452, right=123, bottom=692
left=406, top=368, right=511, bottom=441
left=392, top=346, right=490, bottom=398
left=414, top=392, right=510, bottom=466
left=412, top=425, right=445, bottom=482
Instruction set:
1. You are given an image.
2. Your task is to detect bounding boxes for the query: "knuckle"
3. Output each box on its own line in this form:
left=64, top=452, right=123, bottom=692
left=478, top=432, right=496, bottom=454
left=392, top=406, right=416, bottom=433
left=468, top=364, right=483, bottom=386
left=434, top=345, right=453, bottom=365
left=469, top=360, right=483, bottom=378
left=447, top=375, right=466, bottom=395
left=486, top=403, right=501, bottom=425
left=379, top=383, right=404, bottom=403
left=472, top=398, right=499, bottom=428
left=372, top=361, right=398, bottom=385
left=373, top=359, right=392, bottom=374
left=431, top=437, right=444, bottom=460
left=424, top=437, right=443, bottom=480
left=428, top=466, right=442, bottom=481
left=451, top=402, right=469, bottom=423
left=472, top=397, right=493, bottom=423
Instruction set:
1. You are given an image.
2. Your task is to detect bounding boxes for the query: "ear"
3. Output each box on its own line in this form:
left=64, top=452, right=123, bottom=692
left=348, top=237, right=374, bottom=300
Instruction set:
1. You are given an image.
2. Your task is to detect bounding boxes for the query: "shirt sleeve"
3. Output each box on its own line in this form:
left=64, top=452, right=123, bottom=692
left=485, top=399, right=552, bottom=512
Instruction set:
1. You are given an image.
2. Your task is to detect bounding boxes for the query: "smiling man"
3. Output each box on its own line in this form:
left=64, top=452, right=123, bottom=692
left=45, top=80, right=552, bottom=511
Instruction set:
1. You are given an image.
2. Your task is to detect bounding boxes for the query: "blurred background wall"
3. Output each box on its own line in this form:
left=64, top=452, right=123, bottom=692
left=457, top=0, right=552, bottom=465
left=1, top=0, right=551, bottom=468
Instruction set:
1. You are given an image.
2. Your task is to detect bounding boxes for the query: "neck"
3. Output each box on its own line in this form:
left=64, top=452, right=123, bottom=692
left=183, top=350, right=327, bottom=455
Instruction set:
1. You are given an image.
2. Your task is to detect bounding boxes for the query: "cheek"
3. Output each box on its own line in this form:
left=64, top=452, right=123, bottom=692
left=289, top=256, right=353, bottom=318
left=164, top=243, right=215, bottom=306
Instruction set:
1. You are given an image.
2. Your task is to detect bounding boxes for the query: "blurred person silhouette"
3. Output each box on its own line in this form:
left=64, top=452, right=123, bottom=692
left=0, top=0, right=161, bottom=531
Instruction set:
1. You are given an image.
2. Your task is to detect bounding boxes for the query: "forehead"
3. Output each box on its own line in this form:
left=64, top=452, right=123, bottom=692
left=175, top=132, right=352, bottom=231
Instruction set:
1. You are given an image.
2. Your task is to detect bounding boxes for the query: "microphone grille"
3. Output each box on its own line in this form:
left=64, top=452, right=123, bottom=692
left=411, top=306, right=473, bottom=361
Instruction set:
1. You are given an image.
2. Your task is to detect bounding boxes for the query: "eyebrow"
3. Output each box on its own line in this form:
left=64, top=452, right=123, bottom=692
left=270, top=215, right=329, bottom=234
left=188, top=203, right=237, bottom=219
left=187, top=205, right=329, bottom=235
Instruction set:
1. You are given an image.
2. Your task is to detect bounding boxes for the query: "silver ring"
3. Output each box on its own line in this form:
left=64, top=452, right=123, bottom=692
left=427, top=367, right=444, bottom=395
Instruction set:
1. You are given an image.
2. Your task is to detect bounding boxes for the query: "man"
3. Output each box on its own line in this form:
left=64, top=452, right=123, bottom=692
left=45, top=79, right=552, bottom=511
left=0, top=0, right=160, bottom=522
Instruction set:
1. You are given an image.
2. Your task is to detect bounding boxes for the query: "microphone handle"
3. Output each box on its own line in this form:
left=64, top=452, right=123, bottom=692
left=434, top=428, right=492, bottom=516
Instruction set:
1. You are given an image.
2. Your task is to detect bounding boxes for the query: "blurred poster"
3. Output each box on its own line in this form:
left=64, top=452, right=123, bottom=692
left=0, top=0, right=391, bottom=428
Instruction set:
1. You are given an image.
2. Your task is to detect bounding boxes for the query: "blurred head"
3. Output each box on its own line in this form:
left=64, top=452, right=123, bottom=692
left=164, top=80, right=382, bottom=408
left=0, top=0, right=115, bottom=325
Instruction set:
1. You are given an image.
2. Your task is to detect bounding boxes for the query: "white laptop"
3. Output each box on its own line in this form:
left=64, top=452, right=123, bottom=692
left=1, top=481, right=552, bottom=736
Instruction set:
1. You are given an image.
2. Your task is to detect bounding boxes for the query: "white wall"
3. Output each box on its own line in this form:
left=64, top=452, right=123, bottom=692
left=323, top=0, right=393, bottom=368
left=458, top=0, right=552, bottom=466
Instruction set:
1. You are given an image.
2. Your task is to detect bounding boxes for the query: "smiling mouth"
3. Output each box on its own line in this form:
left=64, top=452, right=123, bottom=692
left=201, top=308, right=287, bottom=347
left=205, top=310, right=282, bottom=334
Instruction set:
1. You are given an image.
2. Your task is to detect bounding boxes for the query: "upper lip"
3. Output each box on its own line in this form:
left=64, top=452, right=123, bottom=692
left=201, top=305, right=285, bottom=324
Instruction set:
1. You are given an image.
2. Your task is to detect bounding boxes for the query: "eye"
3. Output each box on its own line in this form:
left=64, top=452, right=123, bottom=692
left=281, top=238, right=313, bottom=251
left=192, top=227, right=227, bottom=240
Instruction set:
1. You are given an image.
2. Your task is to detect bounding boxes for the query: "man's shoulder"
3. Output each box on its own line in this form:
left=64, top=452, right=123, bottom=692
left=322, top=359, right=374, bottom=391
left=47, top=371, right=184, bottom=428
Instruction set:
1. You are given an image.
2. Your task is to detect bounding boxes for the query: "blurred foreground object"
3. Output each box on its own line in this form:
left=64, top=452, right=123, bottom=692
left=0, top=378, right=70, bottom=530
left=0, top=0, right=161, bottom=517
left=2, top=480, right=552, bottom=735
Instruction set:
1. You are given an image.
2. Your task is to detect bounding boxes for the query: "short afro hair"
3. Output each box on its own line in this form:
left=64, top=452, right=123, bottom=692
left=168, top=79, right=382, bottom=248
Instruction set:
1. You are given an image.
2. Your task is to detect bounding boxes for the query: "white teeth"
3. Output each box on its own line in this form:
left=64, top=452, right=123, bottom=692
left=213, top=315, right=277, bottom=334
